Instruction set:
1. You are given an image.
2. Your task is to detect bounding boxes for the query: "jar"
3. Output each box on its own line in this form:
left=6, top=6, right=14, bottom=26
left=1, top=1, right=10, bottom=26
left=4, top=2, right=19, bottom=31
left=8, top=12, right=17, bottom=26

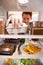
left=0, top=16, right=5, bottom=34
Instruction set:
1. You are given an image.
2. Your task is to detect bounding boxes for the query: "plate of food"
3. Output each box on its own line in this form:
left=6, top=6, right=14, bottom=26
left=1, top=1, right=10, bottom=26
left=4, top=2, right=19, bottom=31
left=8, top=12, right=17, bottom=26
left=20, top=41, right=43, bottom=56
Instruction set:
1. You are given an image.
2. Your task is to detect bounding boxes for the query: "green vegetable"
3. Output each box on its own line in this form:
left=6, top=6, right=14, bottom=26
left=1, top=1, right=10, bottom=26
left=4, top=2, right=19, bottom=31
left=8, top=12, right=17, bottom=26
left=10, top=61, right=18, bottom=65
left=20, top=39, right=25, bottom=44
left=9, top=59, right=41, bottom=65
left=21, top=59, right=38, bottom=65
left=13, top=63, right=18, bottom=65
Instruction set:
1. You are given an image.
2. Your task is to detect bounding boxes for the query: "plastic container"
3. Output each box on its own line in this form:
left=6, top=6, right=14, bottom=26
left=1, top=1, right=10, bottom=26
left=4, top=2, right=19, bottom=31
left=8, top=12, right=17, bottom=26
left=0, top=17, right=5, bottom=34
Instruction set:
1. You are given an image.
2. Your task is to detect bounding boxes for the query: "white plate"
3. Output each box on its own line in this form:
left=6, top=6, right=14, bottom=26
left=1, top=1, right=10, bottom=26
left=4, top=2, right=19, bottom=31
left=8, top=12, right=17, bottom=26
left=20, top=41, right=43, bottom=57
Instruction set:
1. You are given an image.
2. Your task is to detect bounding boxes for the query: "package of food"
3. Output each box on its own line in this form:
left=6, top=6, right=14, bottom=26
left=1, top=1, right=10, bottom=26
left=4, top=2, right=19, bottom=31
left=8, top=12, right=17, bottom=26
left=0, top=43, right=16, bottom=55
left=0, top=19, right=5, bottom=34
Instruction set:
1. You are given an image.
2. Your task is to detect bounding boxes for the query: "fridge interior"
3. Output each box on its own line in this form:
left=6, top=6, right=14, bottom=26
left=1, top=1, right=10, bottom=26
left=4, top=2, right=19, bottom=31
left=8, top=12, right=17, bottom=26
left=0, top=0, right=43, bottom=65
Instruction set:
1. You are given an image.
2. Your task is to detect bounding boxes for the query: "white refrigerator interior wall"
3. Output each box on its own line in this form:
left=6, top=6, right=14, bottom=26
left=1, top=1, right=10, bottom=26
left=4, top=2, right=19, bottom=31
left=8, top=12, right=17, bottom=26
left=0, top=6, right=7, bottom=20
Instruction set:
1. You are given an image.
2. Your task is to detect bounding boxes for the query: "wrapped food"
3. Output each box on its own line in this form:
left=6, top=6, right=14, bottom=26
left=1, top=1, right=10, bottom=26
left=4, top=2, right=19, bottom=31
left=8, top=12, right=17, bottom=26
left=0, top=44, right=16, bottom=55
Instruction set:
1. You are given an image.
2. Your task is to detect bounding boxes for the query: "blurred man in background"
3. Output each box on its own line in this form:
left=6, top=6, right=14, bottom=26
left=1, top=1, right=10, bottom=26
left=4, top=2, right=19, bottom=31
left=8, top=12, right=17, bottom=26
left=6, top=12, right=32, bottom=28
left=5, top=12, right=32, bottom=54
left=22, top=12, right=32, bottom=25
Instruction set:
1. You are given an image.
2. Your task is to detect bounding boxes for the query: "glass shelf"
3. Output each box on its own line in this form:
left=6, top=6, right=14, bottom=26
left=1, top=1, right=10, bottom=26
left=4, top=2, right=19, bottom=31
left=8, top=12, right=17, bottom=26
left=0, top=34, right=43, bottom=38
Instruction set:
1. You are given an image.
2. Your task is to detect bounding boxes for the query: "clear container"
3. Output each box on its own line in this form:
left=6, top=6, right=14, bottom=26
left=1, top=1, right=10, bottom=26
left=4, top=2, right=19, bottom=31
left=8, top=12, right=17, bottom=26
left=0, top=16, right=5, bottom=34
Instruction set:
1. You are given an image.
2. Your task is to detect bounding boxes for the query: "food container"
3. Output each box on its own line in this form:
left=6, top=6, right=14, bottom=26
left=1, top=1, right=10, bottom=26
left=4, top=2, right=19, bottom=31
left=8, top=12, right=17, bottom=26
left=0, top=18, right=5, bottom=34
left=18, top=27, right=27, bottom=34
left=6, top=23, right=18, bottom=34
left=3, top=57, right=43, bottom=65
left=31, top=27, right=43, bottom=35
left=0, top=43, right=16, bottom=55
left=6, top=22, right=28, bottom=34
left=6, top=27, right=27, bottom=34
left=6, top=28, right=18, bottom=34
left=36, top=21, right=43, bottom=27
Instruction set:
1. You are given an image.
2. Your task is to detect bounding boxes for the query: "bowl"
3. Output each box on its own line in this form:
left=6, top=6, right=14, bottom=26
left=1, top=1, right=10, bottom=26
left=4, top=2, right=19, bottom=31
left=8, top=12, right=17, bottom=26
left=6, top=28, right=18, bottom=34
left=6, top=27, right=27, bottom=34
